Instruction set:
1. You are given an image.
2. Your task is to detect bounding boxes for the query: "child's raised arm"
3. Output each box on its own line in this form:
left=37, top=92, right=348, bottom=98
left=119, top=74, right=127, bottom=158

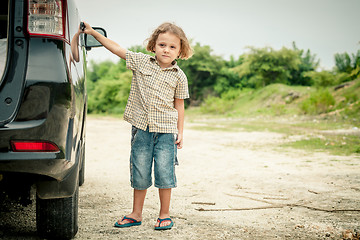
left=82, top=22, right=126, bottom=60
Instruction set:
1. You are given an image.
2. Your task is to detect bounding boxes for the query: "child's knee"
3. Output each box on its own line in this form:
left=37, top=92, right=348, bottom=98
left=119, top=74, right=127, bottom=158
left=131, top=177, right=152, bottom=190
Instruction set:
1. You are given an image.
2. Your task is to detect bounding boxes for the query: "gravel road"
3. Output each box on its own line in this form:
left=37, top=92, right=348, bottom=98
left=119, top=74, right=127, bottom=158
left=1, top=117, right=359, bottom=239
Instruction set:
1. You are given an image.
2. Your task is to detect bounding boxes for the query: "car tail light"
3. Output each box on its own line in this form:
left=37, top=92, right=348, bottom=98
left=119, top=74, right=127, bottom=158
left=27, top=0, right=66, bottom=39
left=11, top=140, right=60, bottom=152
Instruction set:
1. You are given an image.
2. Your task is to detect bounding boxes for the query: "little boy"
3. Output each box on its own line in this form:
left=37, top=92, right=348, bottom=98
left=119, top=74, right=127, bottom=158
left=82, top=22, right=193, bottom=230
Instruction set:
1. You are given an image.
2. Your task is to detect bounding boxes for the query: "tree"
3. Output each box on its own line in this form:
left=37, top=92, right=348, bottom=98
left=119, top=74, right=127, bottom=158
left=177, top=43, right=224, bottom=105
left=87, top=60, right=115, bottom=83
left=303, top=71, right=336, bottom=87
left=335, top=50, right=360, bottom=80
left=335, top=52, right=353, bottom=73
left=290, top=42, right=319, bottom=86
left=233, top=46, right=301, bottom=88
left=213, top=66, right=243, bottom=95
left=86, top=54, right=133, bottom=114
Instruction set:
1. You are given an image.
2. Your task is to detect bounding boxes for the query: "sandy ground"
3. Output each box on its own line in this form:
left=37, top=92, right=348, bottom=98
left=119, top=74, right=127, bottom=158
left=1, top=116, right=360, bottom=239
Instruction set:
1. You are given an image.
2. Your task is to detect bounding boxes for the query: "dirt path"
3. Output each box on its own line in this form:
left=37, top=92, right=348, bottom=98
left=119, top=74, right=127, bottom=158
left=76, top=117, right=359, bottom=239
left=1, top=117, right=359, bottom=239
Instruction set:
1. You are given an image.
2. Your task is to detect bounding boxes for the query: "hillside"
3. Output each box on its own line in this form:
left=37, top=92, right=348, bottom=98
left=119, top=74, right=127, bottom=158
left=199, top=78, right=360, bottom=125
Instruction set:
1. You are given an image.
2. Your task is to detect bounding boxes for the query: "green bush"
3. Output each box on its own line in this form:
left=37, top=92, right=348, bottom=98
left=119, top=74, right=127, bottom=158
left=88, top=71, right=131, bottom=114
left=304, top=71, right=337, bottom=87
left=221, top=88, right=242, bottom=101
left=301, top=89, right=335, bottom=114
left=335, top=72, right=351, bottom=85
left=201, top=96, right=234, bottom=114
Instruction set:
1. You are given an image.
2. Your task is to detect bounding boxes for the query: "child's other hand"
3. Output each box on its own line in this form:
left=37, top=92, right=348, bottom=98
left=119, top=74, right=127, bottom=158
left=175, top=133, right=183, bottom=149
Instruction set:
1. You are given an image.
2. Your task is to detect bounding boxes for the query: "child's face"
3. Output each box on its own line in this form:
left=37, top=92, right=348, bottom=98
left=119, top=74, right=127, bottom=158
left=154, top=32, right=181, bottom=69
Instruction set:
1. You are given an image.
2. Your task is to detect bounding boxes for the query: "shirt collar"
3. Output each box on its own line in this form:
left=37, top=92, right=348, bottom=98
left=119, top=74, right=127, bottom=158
left=150, top=55, right=179, bottom=71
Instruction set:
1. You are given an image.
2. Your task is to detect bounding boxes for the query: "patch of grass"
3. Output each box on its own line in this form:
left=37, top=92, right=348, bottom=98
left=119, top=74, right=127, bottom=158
left=188, top=80, right=360, bottom=155
left=187, top=118, right=297, bottom=133
left=187, top=116, right=353, bottom=135
left=196, top=79, right=360, bottom=125
left=291, top=120, right=355, bottom=131
left=334, top=78, right=360, bottom=108
left=200, top=84, right=309, bottom=117
left=200, top=96, right=235, bottom=114
left=186, top=115, right=360, bottom=156
left=189, top=125, right=233, bottom=132
left=341, top=101, right=360, bottom=125
left=282, top=135, right=360, bottom=156
left=88, top=112, right=124, bottom=119
left=300, top=88, right=335, bottom=114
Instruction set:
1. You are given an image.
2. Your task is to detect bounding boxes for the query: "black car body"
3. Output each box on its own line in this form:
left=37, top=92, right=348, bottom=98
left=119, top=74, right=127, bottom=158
left=0, top=0, right=105, bottom=238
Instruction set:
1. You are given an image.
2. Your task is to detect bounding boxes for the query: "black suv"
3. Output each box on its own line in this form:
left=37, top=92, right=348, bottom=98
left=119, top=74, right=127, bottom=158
left=0, top=0, right=105, bottom=239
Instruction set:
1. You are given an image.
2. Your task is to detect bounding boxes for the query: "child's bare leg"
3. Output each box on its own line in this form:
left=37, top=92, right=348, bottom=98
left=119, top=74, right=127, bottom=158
left=117, top=189, right=146, bottom=225
left=155, top=188, right=172, bottom=227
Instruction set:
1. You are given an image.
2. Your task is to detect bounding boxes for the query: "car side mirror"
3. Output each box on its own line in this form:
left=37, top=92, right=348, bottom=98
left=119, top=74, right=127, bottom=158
left=84, top=27, right=107, bottom=51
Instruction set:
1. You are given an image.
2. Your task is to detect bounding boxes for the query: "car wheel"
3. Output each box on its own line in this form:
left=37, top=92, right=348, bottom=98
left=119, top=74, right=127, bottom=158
left=36, top=185, right=79, bottom=239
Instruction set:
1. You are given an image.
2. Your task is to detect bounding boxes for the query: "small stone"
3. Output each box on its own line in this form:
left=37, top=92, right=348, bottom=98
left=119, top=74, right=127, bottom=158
left=342, top=229, right=354, bottom=239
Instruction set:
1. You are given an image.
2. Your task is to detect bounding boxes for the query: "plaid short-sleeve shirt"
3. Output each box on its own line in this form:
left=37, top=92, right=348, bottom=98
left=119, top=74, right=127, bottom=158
left=124, top=51, right=189, bottom=133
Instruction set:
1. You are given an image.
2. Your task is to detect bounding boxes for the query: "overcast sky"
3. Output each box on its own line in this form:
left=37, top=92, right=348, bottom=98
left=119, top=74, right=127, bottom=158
left=76, top=0, right=360, bottom=69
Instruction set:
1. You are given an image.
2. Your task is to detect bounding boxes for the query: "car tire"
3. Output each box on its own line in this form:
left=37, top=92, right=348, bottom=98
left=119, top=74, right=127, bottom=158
left=36, top=184, right=79, bottom=239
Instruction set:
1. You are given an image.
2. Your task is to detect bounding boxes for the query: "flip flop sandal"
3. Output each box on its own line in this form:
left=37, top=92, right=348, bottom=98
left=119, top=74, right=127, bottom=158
left=154, top=218, right=174, bottom=230
left=114, top=216, right=142, bottom=228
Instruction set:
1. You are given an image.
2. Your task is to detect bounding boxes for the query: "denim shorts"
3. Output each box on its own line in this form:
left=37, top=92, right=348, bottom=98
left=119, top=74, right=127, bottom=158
left=130, top=126, right=177, bottom=190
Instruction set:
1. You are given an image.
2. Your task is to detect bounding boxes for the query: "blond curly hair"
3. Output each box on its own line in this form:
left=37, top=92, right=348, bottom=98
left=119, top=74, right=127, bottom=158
left=146, top=22, right=193, bottom=60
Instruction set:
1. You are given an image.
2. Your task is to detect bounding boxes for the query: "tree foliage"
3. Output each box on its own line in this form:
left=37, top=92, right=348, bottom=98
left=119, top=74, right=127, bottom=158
left=335, top=50, right=360, bottom=80
left=303, top=71, right=336, bottom=87
left=177, top=43, right=224, bottom=104
left=290, top=42, right=319, bottom=85
left=86, top=42, right=359, bottom=114
left=87, top=58, right=130, bottom=114
left=233, top=46, right=302, bottom=88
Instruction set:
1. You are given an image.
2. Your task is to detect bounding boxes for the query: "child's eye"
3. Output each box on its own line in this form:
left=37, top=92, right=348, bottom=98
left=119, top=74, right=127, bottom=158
left=171, top=46, right=176, bottom=49
left=159, top=44, right=165, bottom=47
